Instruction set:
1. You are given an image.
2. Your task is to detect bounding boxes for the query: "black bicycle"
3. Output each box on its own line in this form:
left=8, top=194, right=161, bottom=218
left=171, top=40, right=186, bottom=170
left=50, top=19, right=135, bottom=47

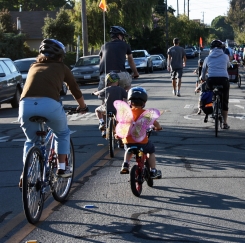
left=212, top=85, right=223, bottom=137
left=22, top=108, right=79, bottom=224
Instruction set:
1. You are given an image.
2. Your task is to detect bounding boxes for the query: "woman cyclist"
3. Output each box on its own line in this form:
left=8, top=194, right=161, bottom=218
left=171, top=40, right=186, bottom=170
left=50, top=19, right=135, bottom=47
left=18, top=39, right=88, bottom=187
left=200, top=39, right=231, bottom=129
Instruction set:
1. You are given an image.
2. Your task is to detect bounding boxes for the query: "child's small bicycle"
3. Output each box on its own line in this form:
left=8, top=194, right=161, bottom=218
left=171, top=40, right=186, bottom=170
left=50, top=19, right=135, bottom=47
left=22, top=107, right=79, bottom=224
left=126, top=129, right=161, bottom=197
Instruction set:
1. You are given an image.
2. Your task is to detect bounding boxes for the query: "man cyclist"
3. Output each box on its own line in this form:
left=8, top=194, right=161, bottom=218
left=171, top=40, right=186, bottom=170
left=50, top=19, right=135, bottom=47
left=98, top=26, right=139, bottom=92
left=18, top=39, right=88, bottom=187
left=200, top=39, right=231, bottom=129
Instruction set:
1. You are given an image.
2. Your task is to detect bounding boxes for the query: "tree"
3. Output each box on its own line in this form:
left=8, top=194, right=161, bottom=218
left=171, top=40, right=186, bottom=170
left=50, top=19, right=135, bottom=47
left=42, top=7, right=75, bottom=46
left=0, top=9, right=14, bottom=33
left=0, top=0, right=74, bottom=11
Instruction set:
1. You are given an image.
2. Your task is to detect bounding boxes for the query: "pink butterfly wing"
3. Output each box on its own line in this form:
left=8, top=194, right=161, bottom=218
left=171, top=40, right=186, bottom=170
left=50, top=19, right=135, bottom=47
left=113, top=100, right=133, bottom=138
left=130, top=109, right=160, bottom=142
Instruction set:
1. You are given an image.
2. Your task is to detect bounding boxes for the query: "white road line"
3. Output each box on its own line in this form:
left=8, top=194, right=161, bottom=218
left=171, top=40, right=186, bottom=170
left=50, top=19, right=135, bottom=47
left=234, top=105, right=244, bottom=109
left=229, top=99, right=240, bottom=103
left=184, top=115, right=200, bottom=120
left=184, top=104, right=195, bottom=108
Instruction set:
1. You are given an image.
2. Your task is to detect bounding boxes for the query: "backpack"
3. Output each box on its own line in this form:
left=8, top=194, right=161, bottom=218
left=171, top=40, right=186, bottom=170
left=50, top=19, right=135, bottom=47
left=200, top=91, right=213, bottom=114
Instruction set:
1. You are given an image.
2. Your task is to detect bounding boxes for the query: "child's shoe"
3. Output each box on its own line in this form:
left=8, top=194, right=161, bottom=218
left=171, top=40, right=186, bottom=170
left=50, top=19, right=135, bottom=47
left=99, top=122, right=105, bottom=131
left=101, top=130, right=106, bottom=138
left=120, top=162, right=129, bottom=174
left=150, top=169, right=162, bottom=179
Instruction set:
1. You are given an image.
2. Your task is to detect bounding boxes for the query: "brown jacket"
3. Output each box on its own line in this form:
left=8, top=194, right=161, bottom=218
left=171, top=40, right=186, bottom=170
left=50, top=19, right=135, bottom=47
left=21, top=61, right=82, bottom=102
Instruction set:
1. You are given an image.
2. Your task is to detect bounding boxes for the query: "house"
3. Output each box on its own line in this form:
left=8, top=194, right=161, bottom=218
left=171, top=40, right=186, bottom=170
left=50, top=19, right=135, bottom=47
left=9, top=11, right=57, bottom=50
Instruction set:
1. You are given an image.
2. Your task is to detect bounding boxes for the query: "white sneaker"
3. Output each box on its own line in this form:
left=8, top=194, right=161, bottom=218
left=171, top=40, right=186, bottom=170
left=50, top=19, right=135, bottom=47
left=172, top=90, right=176, bottom=95
left=56, top=166, right=72, bottom=178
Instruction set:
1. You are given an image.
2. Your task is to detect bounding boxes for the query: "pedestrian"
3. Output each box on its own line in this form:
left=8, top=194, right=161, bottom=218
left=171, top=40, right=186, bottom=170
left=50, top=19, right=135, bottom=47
left=167, top=38, right=186, bottom=97
left=98, top=26, right=139, bottom=95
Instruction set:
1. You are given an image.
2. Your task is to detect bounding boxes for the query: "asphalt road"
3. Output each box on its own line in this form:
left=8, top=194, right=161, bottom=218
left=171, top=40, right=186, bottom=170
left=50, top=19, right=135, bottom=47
left=1, top=52, right=245, bottom=243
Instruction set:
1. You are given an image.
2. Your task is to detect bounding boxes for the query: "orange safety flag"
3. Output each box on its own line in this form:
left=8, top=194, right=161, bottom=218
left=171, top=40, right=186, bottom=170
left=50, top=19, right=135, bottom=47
left=199, top=37, right=203, bottom=47
left=99, top=0, right=107, bottom=11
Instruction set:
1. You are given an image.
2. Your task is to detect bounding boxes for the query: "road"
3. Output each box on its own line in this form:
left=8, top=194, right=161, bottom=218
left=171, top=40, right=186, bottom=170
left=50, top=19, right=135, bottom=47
left=0, top=53, right=245, bottom=243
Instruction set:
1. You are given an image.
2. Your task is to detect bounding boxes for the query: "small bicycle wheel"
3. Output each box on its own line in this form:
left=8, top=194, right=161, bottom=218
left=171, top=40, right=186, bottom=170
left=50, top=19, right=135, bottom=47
left=22, top=146, right=44, bottom=224
left=52, top=139, right=75, bottom=202
left=145, top=160, right=153, bottom=187
left=108, top=118, right=115, bottom=158
left=238, top=75, right=241, bottom=88
left=130, top=165, right=142, bottom=197
left=214, top=99, right=219, bottom=137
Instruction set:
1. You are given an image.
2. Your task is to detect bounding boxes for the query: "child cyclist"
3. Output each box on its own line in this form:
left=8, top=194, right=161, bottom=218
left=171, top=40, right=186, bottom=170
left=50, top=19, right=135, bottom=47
left=193, top=58, right=204, bottom=89
left=119, top=87, right=162, bottom=179
left=93, top=71, right=127, bottom=137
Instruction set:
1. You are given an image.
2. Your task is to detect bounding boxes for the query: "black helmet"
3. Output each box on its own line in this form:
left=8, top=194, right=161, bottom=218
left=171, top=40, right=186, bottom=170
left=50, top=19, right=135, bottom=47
left=39, top=39, right=66, bottom=56
left=198, top=59, right=204, bottom=64
left=127, top=87, right=148, bottom=102
left=110, top=26, right=128, bottom=37
left=105, top=71, right=120, bottom=85
left=210, top=39, right=223, bottom=49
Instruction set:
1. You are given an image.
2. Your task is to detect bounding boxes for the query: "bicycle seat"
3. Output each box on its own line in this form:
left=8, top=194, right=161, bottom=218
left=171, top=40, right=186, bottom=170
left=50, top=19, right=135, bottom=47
left=213, top=85, right=223, bottom=90
left=29, top=116, right=48, bottom=123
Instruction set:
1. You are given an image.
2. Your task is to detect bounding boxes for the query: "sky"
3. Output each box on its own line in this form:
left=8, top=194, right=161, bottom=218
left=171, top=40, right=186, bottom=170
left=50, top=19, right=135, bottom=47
left=167, top=0, right=230, bottom=25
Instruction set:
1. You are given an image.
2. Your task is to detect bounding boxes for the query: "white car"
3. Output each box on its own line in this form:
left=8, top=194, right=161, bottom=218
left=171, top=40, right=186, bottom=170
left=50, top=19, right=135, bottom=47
left=151, top=55, right=166, bottom=70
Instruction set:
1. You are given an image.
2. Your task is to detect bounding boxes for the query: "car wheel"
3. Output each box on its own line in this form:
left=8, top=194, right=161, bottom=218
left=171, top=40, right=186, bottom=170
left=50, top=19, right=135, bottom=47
left=11, top=87, right=21, bottom=108
left=145, top=65, right=149, bottom=74
left=60, top=82, right=68, bottom=96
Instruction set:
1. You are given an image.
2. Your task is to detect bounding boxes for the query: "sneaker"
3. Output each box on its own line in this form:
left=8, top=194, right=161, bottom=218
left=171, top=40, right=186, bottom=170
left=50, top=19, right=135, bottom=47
left=99, top=122, right=105, bottom=131
left=197, top=109, right=201, bottom=115
left=120, top=162, right=129, bottom=174
left=177, top=91, right=181, bottom=97
left=223, top=123, right=230, bottom=129
left=172, top=90, right=176, bottom=96
left=101, top=130, right=106, bottom=138
left=150, top=169, right=162, bottom=179
left=56, top=166, right=72, bottom=178
left=204, top=114, right=208, bottom=123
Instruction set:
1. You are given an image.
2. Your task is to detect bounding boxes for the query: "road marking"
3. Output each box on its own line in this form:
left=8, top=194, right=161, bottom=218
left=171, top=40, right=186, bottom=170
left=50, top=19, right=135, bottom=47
left=184, top=115, right=200, bottom=120
left=234, top=105, right=244, bottom=109
left=184, top=104, right=195, bottom=108
left=229, top=99, right=240, bottom=103
left=0, top=136, right=10, bottom=142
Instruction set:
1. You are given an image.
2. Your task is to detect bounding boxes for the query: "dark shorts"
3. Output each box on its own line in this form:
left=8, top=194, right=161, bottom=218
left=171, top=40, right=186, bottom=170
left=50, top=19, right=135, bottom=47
left=206, top=77, right=230, bottom=111
left=171, top=68, right=183, bottom=79
left=124, top=140, right=155, bottom=154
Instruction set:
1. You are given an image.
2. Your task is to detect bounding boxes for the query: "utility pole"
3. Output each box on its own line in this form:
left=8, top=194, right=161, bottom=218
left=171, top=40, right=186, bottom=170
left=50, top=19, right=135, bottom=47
left=177, top=0, right=179, bottom=17
left=201, top=11, right=205, bottom=24
left=184, top=0, right=185, bottom=15
left=165, top=0, right=169, bottom=50
left=81, top=0, right=88, bottom=56
left=187, top=0, right=189, bottom=19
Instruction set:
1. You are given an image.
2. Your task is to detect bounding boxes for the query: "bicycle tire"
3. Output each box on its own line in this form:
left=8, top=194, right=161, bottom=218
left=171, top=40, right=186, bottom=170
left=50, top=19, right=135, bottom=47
left=145, top=160, right=153, bottom=187
left=130, top=165, right=142, bottom=197
left=52, top=139, right=75, bottom=202
left=215, top=98, right=219, bottom=137
left=22, top=146, right=44, bottom=224
left=108, top=118, right=115, bottom=158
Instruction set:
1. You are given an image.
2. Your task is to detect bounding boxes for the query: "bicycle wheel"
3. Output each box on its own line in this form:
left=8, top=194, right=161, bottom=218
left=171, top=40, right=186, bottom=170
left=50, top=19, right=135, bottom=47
left=130, top=165, right=142, bottom=197
left=22, top=146, right=44, bottom=224
left=108, top=118, right=115, bottom=158
left=145, top=159, right=153, bottom=187
left=214, top=99, right=219, bottom=137
left=52, top=139, right=75, bottom=202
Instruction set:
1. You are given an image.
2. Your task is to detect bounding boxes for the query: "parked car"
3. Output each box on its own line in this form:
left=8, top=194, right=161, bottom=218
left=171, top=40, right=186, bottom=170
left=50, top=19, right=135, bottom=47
left=125, top=50, right=153, bottom=74
left=0, top=58, right=23, bottom=108
left=71, top=55, right=100, bottom=84
left=151, top=55, right=166, bottom=70
left=185, top=48, right=196, bottom=58
left=156, top=54, right=167, bottom=69
left=14, top=57, right=68, bottom=96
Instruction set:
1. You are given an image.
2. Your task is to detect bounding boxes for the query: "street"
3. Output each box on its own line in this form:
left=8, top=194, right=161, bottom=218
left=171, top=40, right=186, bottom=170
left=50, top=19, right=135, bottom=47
left=0, top=53, right=245, bottom=243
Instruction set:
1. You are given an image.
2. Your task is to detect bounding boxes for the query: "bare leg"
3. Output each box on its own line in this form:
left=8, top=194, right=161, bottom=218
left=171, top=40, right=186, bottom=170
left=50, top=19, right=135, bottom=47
left=177, top=78, right=182, bottom=91
left=222, top=110, right=228, bottom=124
left=147, top=153, right=156, bottom=169
left=58, top=154, right=66, bottom=168
left=172, top=78, right=176, bottom=91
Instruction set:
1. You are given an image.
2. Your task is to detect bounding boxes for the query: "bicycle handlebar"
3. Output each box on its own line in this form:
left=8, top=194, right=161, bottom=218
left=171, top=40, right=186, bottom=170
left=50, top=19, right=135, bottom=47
left=64, top=106, right=89, bottom=115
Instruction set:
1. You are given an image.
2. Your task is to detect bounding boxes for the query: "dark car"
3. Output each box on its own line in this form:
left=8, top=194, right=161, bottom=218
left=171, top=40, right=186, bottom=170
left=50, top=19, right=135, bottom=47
left=71, top=55, right=100, bottom=84
left=14, top=57, right=68, bottom=96
left=0, top=58, right=23, bottom=108
left=185, top=48, right=196, bottom=58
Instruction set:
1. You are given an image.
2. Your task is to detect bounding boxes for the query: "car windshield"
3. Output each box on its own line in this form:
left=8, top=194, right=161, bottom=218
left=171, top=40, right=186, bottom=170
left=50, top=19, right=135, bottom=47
left=152, top=56, right=161, bottom=61
left=132, top=51, right=145, bottom=58
left=14, top=60, right=35, bottom=72
left=75, top=56, right=100, bottom=67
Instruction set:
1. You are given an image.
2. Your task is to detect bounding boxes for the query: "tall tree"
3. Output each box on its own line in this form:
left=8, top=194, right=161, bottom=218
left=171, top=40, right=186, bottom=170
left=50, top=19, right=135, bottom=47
left=0, top=9, right=15, bottom=32
left=42, top=7, right=75, bottom=46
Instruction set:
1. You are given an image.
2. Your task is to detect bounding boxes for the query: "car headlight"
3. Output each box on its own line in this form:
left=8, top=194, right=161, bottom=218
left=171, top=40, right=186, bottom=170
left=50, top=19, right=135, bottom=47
left=72, top=71, right=80, bottom=75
